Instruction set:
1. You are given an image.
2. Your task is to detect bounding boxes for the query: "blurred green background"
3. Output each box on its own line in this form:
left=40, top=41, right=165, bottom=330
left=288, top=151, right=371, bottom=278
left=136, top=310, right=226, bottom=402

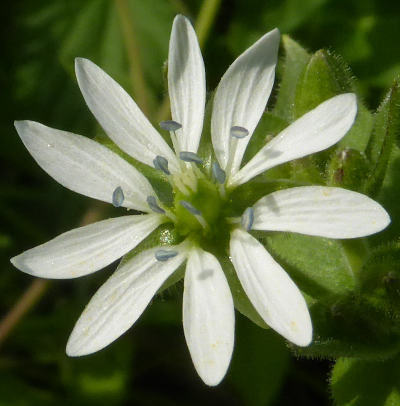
left=2, top=0, right=400, bottom=404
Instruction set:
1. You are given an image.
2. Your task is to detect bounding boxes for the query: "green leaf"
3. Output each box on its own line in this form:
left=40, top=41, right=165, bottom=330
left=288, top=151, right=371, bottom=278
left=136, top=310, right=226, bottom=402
left=59, top=0, right=175, bottom=107
left=296, top=296, right=400, bottom=360
left=260, top=233, right=358, bottom=299
left=374, top=144, right=400, bottom=245
left=273, top=35, right=311, bottom=122
left=359, top=242, right=400, bottom=319
left=331, top=356, right=400, bottom=406
left=364, top=80, right=400, bottom=197
left=256, top=234, right=400, bottom=359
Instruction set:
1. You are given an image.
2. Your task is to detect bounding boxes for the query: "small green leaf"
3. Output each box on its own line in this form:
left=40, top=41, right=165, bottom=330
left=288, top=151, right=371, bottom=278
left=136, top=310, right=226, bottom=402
left=331, top=356, right=400, bottom=406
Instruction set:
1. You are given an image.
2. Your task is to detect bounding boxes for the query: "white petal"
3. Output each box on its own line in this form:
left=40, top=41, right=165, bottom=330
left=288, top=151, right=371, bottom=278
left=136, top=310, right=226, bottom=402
left=230, top=93, right=357, bottom=186
left=168, top=15, right=206, bottom=153
left=230, top=229, right=312, bottom=346
left=15, top=121, right=154, bottom=211
left=66, top=245, right=187, bottom=356
left=75, top=58, right=179, bottom=172
left=211, top=29, right=280, bottom=177
left=252, top=186, right=390, bottom=238
left=183, top=248, right=234, bottom=386
left=11, top=214, right=163, bottom=279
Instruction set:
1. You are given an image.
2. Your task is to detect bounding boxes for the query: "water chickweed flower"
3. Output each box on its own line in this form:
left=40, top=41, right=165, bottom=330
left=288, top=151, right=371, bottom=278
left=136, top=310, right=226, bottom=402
left=11, top=15, right=390, bottom=386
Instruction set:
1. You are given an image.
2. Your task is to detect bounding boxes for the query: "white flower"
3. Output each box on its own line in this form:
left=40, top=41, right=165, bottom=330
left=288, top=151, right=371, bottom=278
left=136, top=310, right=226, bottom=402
left=11, top=15, right=390, bottom=386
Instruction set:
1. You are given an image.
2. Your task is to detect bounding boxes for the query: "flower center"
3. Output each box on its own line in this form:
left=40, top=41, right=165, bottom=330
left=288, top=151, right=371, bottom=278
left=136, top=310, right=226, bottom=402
left=150, top=122, right=250, bottom=252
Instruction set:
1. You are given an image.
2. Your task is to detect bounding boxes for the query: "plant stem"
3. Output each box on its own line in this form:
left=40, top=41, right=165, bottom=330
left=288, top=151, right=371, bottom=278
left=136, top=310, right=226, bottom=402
left=195, top=0, right=222, bottom=49
left=114, top=0, right=151, bottom=116
left=0, top=279, right=49, bottom=347
left=0, top=205, right=105, bottom=348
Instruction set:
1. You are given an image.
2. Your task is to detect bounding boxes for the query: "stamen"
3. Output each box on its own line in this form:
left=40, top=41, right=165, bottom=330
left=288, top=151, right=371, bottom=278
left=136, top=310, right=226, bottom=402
left=241, top=207, right=254, bottom=231
left=153, top=155, right=170, bottom=175
left=179, top=151, right=203, bottom=164
left=179, top=200, right=201, bottom=215
left=155, top=249, right=178, bottom=262
left=159, top=120, right=182, bottom=132
left=230, top=126, right=249, bottom=139
left=147, top=196, right=165, bottom=214
left=112, top=186, right=124, bottom=207
left=212, top=162, right=226, bottom=184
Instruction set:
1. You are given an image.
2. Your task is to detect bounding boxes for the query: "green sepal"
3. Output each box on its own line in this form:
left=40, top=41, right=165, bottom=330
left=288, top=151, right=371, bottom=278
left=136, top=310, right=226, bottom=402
left=294, top=50, right=373, bottom=173
left=331, top=356, right=400, bottom=406
left=326, top=148, right=370, bottom=190
left=364, top=79, right=400, bottom=197
left=273, top=35, right=311, bottom=123
left=337, top=102, right=374, bottom=153
left=294, top=49, right=355, bottom=118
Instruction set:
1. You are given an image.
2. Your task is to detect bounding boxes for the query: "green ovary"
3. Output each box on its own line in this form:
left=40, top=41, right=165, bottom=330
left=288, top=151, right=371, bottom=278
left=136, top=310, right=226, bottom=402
left=173, top=176, right=231, bottom=249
